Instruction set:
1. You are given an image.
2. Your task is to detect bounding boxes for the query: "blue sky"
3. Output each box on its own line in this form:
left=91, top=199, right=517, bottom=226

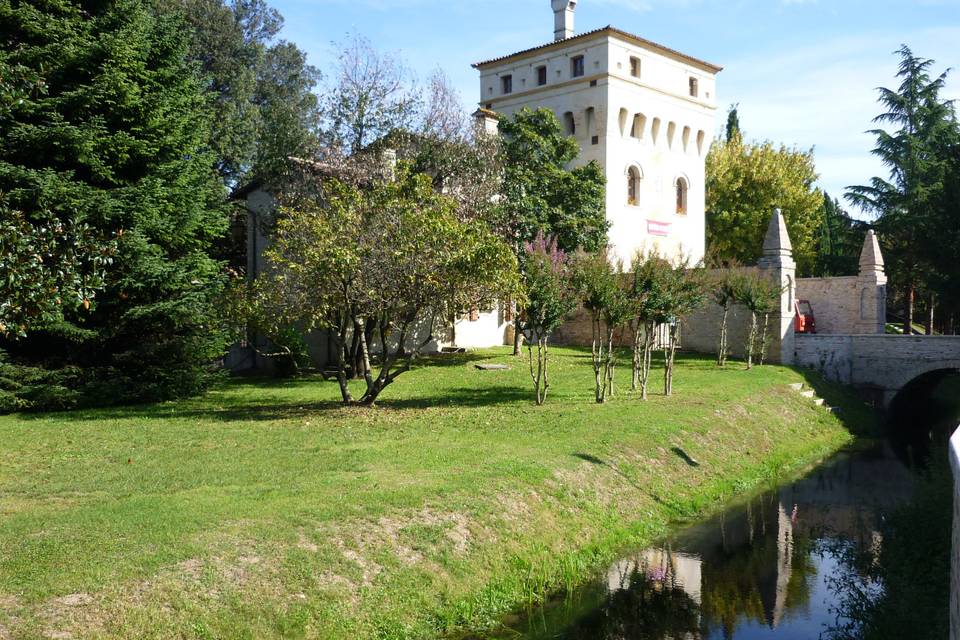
left=270, top=0, right=960, bottom=216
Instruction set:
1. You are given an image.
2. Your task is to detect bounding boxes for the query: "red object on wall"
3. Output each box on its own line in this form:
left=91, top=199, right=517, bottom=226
left=647, top=220, right=671, bottom=237
left=794, top=300, right=816, bottom=333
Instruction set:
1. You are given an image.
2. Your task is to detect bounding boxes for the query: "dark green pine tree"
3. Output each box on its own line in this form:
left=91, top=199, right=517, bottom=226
left=0, top=0, right=230, bottom=408
left=813, top=192, right=866, bottom=277
left=847, top=45, right=956, bottom=334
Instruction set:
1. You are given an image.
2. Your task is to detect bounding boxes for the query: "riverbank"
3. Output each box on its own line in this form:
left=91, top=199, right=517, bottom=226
left=0, top=348, right=867, bottom=639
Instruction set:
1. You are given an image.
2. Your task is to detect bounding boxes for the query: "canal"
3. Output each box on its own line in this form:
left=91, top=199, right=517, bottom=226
left=481, top=443, right=918, bottom=639
left=469, top=374, right=959, bottom=640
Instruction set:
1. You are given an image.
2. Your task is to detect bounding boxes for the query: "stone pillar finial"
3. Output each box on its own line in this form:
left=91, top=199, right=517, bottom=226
left=858, top=229, right=885, bottom=275
left=855, top=229, right=887, bottom=334
left=761, top=208, right=793, bottom=259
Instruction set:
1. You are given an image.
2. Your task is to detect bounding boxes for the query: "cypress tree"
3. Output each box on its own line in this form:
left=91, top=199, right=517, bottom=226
left=0, top=0, right=229, bottom=408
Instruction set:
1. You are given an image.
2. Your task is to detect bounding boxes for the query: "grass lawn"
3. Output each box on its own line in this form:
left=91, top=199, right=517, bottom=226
left=0, top=348, right=869, bottom=639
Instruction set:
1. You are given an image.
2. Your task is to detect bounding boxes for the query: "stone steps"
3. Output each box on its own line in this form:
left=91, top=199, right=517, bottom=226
left=789, top=382, right=833, bottom=412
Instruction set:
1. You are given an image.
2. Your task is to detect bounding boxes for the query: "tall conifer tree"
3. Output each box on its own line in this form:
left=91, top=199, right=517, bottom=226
left=847, top=46, right=955, bottom=334
left=0, top=0, right=229, bottom=407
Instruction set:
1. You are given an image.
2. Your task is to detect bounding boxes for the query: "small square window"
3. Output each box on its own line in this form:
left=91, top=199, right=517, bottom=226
left=630, top=57, right=641, bottom=78
left=591, top=135, right=599, bottom=145
left=571, top=55, right=584, bottom=78
left=536, top=66, right=547, bottom=86
left=501, top=75, right=513, bottom=95
left=689, top=77, right=699, bottom=98
left=589, top=79, right=597, bottom=87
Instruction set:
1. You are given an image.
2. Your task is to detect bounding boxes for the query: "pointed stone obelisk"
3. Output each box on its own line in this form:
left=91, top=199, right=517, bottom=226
left=757, top=209, right=797, bottom=364
left=854, top=230, right=887, bottom=334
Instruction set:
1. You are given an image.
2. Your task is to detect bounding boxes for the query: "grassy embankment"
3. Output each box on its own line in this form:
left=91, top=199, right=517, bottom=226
left=0, top=348, right=871, bottom=639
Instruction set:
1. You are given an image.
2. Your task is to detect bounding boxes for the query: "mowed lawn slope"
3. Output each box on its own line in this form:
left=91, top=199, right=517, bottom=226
left=0, top=348, right=862, bottom=639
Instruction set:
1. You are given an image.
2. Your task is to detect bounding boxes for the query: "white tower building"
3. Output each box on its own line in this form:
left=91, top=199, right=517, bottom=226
left=473, top=2, right=722, bottom=265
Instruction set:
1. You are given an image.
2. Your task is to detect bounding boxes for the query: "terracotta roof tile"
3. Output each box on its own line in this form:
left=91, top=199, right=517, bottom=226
left=472, top=26, right=722, bottom=73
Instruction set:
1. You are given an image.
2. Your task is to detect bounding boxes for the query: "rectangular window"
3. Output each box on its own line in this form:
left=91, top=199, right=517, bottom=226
left=630, top=56, right=641, bottom=78
left=591, top=135, right=599, bottom=145
left=501, top=75, right=513, bottom=95
left=536, top=65, right=547, bottom=86
left=689, top=77, right=699, bottom=97
left=571, top=55, right=584, bottom=78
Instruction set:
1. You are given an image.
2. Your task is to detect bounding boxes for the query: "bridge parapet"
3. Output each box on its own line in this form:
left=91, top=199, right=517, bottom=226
left=794, top=334, right=960, bottom=407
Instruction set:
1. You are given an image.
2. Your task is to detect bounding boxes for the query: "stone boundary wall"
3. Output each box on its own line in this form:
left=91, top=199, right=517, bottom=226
left=795, top=276, right=859, bottom=334
left=951, top=426, right=960, bottom=640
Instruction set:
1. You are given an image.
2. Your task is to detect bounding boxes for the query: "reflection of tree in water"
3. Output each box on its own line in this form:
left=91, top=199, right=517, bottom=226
left=824, top=448, right=952, bottom=640
left=561, top=565, right=701, bottom=639
left=699, top=492, right=817, bottom=637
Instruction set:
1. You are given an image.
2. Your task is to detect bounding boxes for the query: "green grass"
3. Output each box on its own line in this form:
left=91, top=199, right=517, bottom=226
left=0, top=348, right=867, bottom=639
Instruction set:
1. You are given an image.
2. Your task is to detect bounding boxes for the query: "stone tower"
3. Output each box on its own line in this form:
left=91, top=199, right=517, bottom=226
left=854, top=230, right=887, bottom=334
left=757, top=209, right=797, bottom=364
left=472, top=3, right=721, bottom=266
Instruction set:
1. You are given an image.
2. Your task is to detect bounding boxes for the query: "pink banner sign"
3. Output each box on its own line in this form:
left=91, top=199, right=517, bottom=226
left=647, top=219, right=671, bottom=237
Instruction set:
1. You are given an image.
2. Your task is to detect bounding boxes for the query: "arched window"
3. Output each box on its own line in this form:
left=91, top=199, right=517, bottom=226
left=696, top=130, right=706, bottom=156
left=627, top=166, right=642, bottom=206
left=631, top=113, right=646, bottom=139
left=563, top=111, right=576, bottom=136
left=682, top=126, right=691, bottom=153
left=618, top=108, right=628, bottom=137
left=651, top=117, right=661, bottom=144
left=667, top=121, right=677, bottom=149
left=675, top=177, right=688, bottom=214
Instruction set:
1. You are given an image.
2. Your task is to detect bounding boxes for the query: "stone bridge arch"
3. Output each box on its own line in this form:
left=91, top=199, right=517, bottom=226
left=885, top=362, right=960, bottom=415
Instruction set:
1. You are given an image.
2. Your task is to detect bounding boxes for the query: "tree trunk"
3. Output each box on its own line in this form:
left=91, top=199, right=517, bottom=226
left=513, top=317, right=523, bottom=356
left=746, top=312, right=758, bottom=370
left=718, top=304, right=730, bottom=367
left=603, top=325, right=616, bottom=400
left=640, top=320, right=656, bottom=400
left=527, top=335, right=549, bottom=405
left=631, top=320, right=642, bottom=391
left=592, top=314, right=605, bottom=403
left=758, top=314, right=770, bottom=366
left=664, top=323, right=679, bottom=396
left=926, top=294, right=935, bottom=336
left=904, top=282, right=914, bottom=335
left=334, top=326, right=353, bottom=404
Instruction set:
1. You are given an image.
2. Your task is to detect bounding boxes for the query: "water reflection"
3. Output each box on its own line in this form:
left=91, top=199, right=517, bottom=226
left=496, top=445, right=913, bottom=639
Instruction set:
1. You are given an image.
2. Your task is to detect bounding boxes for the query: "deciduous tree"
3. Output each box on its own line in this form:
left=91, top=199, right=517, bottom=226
left=706, top=109, right=823, bottom=275
left=252, top=165, right=518, bottom=406
left=574, top=250, right=632, bottom=403
left=519, top=234, right=576, bottom=405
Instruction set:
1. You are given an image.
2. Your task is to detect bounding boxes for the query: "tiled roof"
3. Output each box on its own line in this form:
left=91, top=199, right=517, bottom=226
left=472, top=25, right=722, bottom=73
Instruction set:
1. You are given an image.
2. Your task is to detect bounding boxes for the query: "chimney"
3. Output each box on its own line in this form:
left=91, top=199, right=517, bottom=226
left=552, top=0, right=577, bottom=41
